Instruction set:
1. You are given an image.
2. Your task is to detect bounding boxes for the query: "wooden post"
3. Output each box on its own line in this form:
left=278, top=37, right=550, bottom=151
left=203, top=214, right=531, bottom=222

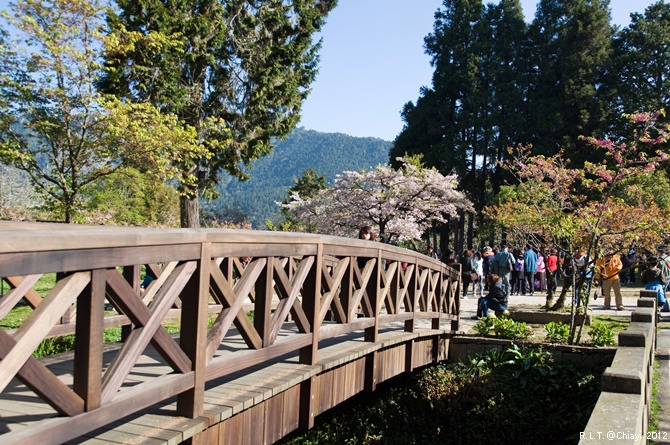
left=254, top=256, right=274, bottom=347
left=121, top=265, right=140, bottom=341
left=405, top=259, right=417, bottom=333
left=176, top=243, right=210, bottom=418
left=341, top=255, right=354, bottom=323
left=300, top=244, right=322, bottom=365
left=73, top=268, right=105, bottom=411
left=364, top=250, right=381, bottom=343
left=299, top=245, right=322, bottom=431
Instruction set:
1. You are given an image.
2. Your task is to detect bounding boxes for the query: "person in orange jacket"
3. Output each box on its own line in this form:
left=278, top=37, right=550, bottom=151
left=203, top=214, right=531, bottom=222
left=596, top=253, right=624, bottom=310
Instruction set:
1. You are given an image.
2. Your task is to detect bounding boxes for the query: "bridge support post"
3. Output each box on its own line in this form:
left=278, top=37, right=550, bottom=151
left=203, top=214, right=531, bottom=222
left=176, top=242, right=211, bottom=419
left=405, top=340, right=414, bottom=373
left=300, top=244, right=322, bottom=365
left=365, top=351, right=377, bottom=391
left=121, top=265, right=140, bottom=341
left=74, top=268, right=105, bottom=411
left=299, top=376, right=317, bottom=430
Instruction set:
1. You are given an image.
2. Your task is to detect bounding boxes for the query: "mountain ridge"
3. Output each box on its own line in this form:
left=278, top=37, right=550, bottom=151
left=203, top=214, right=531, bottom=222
left=202, top=127, right=392, bottom=227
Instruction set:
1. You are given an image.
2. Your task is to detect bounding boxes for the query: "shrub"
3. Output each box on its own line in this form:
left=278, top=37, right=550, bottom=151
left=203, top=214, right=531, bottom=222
left=280, top=343, right=606, bottom=444
left=473, top=315, right=533, bottom=340
left=587, top=322, right=615, bottom=347
left=545, top=321, right=570, bottom=344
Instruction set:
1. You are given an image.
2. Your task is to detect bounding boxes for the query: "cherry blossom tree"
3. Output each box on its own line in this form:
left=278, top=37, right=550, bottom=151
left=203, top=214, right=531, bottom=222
left=485, top=110, right=670, bottom=343
left=281, top=156, right=473, bottom=243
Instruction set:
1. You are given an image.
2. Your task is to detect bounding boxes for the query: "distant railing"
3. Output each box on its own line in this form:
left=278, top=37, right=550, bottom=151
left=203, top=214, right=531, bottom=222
left=0, top=222, right=461, bottom=444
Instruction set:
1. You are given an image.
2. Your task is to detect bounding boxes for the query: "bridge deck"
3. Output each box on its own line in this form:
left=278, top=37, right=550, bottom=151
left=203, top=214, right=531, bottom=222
left=3, top=322, right=449, bottom=444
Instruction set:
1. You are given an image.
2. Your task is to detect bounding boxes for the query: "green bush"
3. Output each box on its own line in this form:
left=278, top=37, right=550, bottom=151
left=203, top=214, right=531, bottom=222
left=545, top=321, right=570, bottom=343
left=588, top=322, right=615, bottom=347
left=473, top=315, right=533, bottom=340
left=280, top=344, right=606, bottom=444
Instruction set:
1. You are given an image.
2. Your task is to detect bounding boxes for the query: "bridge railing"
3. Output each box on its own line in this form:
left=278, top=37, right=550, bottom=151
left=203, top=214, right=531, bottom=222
left=0, top=221, right=460, bottom=444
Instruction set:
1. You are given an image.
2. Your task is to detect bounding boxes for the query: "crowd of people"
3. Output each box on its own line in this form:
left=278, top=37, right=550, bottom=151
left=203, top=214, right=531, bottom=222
left=357, top=226, right=670, bottom=318
left=437, top=242, right=670, bottom=318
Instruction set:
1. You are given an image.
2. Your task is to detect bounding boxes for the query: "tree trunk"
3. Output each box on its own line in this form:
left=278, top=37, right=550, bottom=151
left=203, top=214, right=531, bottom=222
left=180, top=194, right=200, bottom=228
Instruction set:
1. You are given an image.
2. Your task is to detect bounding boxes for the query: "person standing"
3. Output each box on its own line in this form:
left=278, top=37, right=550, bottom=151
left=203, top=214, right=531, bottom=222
left=426, top=245, right=438, bottom=259
left=483, top=247, right=496, bottom=290
left=626, top=250, right=637, bottom=284
left=357, top=226, right=376, bottom=270
left=596, top=253, right=624, bottom=310
left=536, top=250, right=546, bottom=291
left=512, top=251, right=525, bottom=295
left=657, top=244, right=670, bottom=290
left=523, top=244, right=538, bottom=296
left=472, top=251, right=485, bottom=297
left=460, top=249, right=475, bottom=298
left=493, top=245, right=514, bottom=296
left=546, top=249, right=559, bottom=293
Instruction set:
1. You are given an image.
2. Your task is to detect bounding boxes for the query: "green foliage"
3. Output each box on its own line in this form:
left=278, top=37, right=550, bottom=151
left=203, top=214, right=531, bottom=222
left=32, top=335, right=76, bottom=358
left=0, top=1, right=204, bottom=223
left=587, top=322, right=616, bottom=347
left=472, top=315, right=497, bottom=336
left=545, top=321, right=570, bottom=344
left=81, top=167, right=180, bottom=227
left=472, top=315, right=533, bottom=340
left=281, top=344, right=606, bottom=444
left=101, top=0, right=338, bottom=227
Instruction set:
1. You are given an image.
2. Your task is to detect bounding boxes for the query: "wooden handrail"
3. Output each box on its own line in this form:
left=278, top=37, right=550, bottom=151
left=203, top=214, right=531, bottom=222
left=0, top=221, right=461, bottom=444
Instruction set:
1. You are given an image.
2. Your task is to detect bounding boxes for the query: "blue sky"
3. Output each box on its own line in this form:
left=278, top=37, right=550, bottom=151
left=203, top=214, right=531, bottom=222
left=299, top=0, right=659, bottom=141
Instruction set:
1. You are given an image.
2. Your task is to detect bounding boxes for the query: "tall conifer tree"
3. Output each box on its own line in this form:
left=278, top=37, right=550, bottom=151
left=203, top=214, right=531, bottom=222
left=100, top=0, right=336, bottom=227
left=610, top=1, right=670, bottom=116
left=527, top=0, right=613, bottom=161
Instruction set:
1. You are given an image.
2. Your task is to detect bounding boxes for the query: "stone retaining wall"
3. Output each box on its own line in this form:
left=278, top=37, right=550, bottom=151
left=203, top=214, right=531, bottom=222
left=578, top=292, right=658, bottom=445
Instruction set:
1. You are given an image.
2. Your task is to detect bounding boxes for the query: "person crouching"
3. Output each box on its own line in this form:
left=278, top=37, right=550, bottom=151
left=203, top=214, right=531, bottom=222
left=474, top=274, right=509, bottom=319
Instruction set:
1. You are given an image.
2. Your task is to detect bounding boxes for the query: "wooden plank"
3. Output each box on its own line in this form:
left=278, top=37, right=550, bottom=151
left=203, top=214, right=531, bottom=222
left=0, top=274, right=42, bottom=315
left=0, top=244, right=201, bottom=278
left=254, top=257, right=274, bottom=347
left=299, top=244, right=322, bottom=366
left=247, top=402, right=265, bottom=445
left=0, top=330, right=84, bottom=416
left=264, top=391, right=284, bottom=445
left=269, top=257, right=313, bottom=344
left=141, top=262, right=178, bottom=305
left=0, top=372, right=194, bottom=445
left=0, top=272, right=90, bottom=393
left=206, top=259, right=264, bottom=359
left=205, top=332, right=313, bottom=382
left=101, top=262, right=196, bottom=404
left=105, top=269, right=192, bottom=374
left=318, top=257, right=349, bottom=323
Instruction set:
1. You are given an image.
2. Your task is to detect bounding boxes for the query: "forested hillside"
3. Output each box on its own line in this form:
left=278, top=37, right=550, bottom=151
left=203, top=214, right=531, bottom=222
left=201, top=128, right=391, bottom=227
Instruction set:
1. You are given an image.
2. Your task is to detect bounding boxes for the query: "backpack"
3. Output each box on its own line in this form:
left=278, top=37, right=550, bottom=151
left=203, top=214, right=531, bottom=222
left=514, top=258, right=524, bottom=272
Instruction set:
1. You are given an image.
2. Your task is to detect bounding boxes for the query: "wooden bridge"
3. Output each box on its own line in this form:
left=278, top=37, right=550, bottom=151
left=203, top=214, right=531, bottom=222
left=0, top=222, right=461, bottom=444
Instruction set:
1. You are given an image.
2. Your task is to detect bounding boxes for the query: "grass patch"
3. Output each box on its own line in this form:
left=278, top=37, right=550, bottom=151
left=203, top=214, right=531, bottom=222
left=592, top=315, right=630, bottom=335
left=650, top=360, right=661, bottom=440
